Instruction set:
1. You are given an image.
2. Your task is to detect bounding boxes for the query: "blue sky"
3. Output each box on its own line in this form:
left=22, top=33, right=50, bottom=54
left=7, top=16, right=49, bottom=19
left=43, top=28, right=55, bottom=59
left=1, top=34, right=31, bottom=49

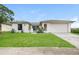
left=4, top=4, right=79, bottom=28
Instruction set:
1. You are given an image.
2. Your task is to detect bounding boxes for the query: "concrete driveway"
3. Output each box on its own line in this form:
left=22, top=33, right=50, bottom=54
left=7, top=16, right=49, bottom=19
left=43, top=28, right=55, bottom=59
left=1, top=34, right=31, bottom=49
left=54, top=33, right=79, bottom=48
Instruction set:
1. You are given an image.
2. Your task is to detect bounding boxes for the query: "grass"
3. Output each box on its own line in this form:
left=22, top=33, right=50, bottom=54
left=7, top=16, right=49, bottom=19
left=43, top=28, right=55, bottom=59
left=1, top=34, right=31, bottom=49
left=0, top=32, right=75, bottom=47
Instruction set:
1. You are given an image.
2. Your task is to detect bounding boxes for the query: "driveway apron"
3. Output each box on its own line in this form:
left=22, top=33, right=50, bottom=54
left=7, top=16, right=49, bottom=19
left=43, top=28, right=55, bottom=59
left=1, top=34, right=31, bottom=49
left=54, top=33, right=79, bottom=48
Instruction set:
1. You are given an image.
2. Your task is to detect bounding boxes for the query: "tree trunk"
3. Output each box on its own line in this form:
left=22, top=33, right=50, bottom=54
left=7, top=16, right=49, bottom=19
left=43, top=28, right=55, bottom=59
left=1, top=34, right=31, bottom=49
left=0, top=24, right=1, bottom=33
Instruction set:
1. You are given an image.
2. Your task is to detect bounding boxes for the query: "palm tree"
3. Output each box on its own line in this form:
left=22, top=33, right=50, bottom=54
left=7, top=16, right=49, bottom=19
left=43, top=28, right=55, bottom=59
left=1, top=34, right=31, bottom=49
left=0, top=4, right=14, bottom=32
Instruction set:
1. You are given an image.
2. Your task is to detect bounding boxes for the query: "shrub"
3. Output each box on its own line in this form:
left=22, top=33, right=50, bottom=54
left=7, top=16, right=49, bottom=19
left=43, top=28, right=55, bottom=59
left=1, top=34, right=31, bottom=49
left=11, top=29, right=15, bottom=33
left=37, top=27, right=44, bottom=33
left=71, top=28, right=79, bottom=33
left=21, top=30, right=24, bottom=33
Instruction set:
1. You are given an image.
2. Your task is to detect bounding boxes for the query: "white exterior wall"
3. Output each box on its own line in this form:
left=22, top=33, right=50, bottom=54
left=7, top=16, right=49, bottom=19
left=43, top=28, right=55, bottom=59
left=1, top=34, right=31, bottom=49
left=12, top=24, right=33, bottom=32
left=22, top=24, right=29, bottom=32
left=68, top=23, right=71, bottom=32
left=1, top=22, right=71, bottom=33
left=1, top=24, right=12, bottom=31
left=12, top=24, right=18, bottom=32
left=42, top=23, right=71, bottom=33
left=22, top=24, right=33, bottom=32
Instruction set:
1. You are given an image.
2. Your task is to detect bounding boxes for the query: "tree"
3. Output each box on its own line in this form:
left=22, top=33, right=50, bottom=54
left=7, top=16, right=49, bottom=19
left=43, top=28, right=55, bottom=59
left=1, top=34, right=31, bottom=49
left=0, top=4, right=14, bottom=32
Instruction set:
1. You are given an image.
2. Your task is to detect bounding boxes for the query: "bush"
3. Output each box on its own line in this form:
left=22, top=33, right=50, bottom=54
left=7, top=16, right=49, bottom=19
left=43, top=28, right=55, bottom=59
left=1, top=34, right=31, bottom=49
left=11, top=29, right=15, bottom=33
left=71, top=28, right=79, bottom=33
left=37, top=27, right=44, bottom=33
left=21, top=30, right=24, bottom=33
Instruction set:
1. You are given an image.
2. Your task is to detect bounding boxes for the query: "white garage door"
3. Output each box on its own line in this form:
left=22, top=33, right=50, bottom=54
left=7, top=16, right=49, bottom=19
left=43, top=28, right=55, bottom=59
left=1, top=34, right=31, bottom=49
left=47, top=23, right=68, bottom=33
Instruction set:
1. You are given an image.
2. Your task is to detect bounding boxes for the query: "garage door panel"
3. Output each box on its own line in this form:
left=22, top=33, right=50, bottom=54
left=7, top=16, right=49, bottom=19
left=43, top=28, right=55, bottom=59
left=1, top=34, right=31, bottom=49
left=47, top=24, right=68, bottom=32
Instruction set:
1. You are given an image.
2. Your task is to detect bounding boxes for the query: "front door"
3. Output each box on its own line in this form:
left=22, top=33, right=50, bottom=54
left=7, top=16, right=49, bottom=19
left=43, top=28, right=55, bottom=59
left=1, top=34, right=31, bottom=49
left=32, top=26, right=39, bottom=32
left=18, top=24, right=22, bottom=30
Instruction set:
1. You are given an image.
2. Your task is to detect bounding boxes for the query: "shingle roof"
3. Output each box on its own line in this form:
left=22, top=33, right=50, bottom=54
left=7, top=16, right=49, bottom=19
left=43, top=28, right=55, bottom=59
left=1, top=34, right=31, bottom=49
left=30, top=22, right=40, bottom=26
left=10, top=21, right=30, bottom=24
left=6, top=20, right=74, bottom=25
left=41, top=20, right=75, bottom=24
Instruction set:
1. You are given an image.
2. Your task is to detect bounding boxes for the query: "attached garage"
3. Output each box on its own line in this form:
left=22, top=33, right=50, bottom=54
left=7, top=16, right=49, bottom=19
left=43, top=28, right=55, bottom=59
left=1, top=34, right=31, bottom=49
left=41, top=20, right=74, bottom=33
left=46, top=23, right=69, bottom=33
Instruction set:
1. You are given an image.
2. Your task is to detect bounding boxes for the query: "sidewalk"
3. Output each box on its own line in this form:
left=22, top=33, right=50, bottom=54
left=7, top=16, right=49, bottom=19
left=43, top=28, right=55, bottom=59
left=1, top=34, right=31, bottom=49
left=0, top=47, right=79, bottom=55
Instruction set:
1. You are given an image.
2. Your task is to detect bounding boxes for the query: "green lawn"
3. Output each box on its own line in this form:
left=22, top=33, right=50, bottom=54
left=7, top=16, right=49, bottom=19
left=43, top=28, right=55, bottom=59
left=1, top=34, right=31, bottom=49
left=0, top=32, right=75, bottom=47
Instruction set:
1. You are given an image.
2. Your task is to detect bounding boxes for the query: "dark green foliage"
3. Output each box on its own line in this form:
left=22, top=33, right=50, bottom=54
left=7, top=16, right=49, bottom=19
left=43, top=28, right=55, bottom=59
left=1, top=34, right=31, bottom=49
left=37, top=27, right=44, bottom=33
left=0, top=4, right=14, bottom=23
left=71, top=28, right=79, bottom=34
left=0, top=4, right=14, bottom=32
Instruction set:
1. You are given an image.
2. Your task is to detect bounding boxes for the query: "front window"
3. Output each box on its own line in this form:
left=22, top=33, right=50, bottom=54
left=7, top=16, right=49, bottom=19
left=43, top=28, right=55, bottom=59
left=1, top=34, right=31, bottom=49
left=18, top=24, right=22, bottom=30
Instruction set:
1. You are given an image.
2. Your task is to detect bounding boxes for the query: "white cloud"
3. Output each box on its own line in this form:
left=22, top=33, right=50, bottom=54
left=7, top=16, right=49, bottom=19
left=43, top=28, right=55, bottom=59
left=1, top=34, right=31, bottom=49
left=71, top=22, right=79, bottom=28
left=70, top=17, right=78, bottom=21
left=71, top=17, right=79, bottom=28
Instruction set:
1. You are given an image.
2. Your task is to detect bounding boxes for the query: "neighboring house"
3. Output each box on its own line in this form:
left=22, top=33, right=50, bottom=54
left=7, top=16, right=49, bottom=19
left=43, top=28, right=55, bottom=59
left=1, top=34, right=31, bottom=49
left=1, top=20, right=74, bottom=33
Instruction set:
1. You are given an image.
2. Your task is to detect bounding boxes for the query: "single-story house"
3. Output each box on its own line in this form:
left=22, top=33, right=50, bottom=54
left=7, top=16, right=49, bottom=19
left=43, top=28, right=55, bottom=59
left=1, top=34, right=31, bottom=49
left=0, top=20, right=74, bottom=33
